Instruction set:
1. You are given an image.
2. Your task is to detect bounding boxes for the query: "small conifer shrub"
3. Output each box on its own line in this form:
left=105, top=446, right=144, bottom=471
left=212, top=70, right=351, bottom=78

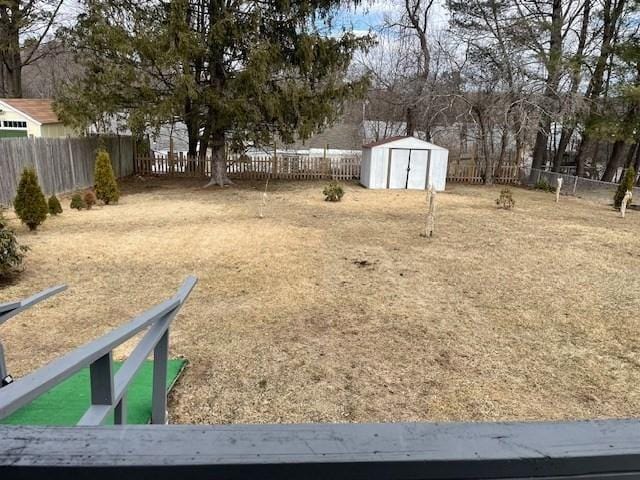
left=614, top=167, right=635, bottom=209
left=496, top=188, right=515, bottom=209
left=70, top=193, right=86, bottom=210
left=0, top=211, right=28, bottom=277
left=84, top=190, right=97, bottom=209
left=323, top=181, right=344, bottom=202
left=48, top=195, right=63, bottom=215
left=94, top=149, right=120, bottom=204
left=14, top=167, right=48, bottom=230
left=533, top=179, right=554, bottom=193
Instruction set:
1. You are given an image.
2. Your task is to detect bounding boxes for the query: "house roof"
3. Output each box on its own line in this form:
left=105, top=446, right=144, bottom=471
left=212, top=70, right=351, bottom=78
left=362, top=135, right=407, bottom=148
left=362, top=135, right=448, bottom=151
left=0, top=98, right=61, bottom=125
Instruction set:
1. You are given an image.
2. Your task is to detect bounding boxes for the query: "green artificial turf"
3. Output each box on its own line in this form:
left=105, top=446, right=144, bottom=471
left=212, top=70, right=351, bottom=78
left=1, top=359, right=186, bottom=425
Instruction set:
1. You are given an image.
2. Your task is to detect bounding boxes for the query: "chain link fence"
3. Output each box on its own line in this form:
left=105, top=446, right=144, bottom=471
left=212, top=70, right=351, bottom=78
left=520, top=168, right=637, bottom=205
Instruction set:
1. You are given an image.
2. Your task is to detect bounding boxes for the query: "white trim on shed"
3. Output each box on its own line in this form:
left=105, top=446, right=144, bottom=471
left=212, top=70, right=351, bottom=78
left=360, top=136, right=449, bottom=191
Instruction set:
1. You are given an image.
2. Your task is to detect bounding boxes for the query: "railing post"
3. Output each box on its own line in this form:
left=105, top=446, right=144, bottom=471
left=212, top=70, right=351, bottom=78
left=114, top=392, right=127, bottom=425
left=0, top=342, right=7, bottom=382
left=89, top=352, right=114, bottom=407
left=152, top=330, right=169, bottom=424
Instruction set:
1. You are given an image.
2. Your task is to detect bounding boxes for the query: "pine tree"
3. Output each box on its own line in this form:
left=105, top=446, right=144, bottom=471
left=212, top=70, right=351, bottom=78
left=94, top=149, right=120, bottom=204
left=48, top=195, right=63, bottom=215
left=14, top=168, right=48, bottom=231
left=70, top=193, right=86, bottom=210
left=0, top=210, right=28, bottom=277
left=56, top=0, right=373, bottom=186
left=614, top=166, right=636, bottom=208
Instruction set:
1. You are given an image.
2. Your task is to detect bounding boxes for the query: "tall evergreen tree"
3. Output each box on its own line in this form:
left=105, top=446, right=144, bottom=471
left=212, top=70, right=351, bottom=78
left=94, top=149, right=120, bottom=204
left=55, top=0, right=372, bottom=186
left=14, top=167, right=48, bottom=230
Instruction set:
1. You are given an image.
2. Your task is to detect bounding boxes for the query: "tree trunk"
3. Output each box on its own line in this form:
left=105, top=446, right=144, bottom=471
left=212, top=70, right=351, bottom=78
left=633, top=145, right=640, bottom=184
left=205, top=130, right=231, bottom=187
left=0, top=62, right=5, bottom=96
left=553, top=126, right=574, bottom=172
left=530, top=0, right=562, bottom=170
left=494, top=126, right=509, bottom=181
left=575, top=134, right=589, bottom=176
left=601, top=98, right=639, bottom=181
left=0, top=2, right=23, bottom=99
left=532, top=128, right=549, bottom=171
left=553, top=0, right=590, bottom=167
left=601, top=140, right=626, bottom=182
left=406, top=106, right=415, bottom=137
left=184, top=100, right=199, bottom=159
left=475, top=107, right=494, bottom=185
left=625, top=142, right=638, bottom=168
left=5, top=54, right=22, bottom=97
left=1, top=29, right=22, bottom=97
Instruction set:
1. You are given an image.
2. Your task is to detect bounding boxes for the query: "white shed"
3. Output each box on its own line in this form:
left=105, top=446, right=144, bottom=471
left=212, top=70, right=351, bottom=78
left=360, top=136, right=449, bottom=191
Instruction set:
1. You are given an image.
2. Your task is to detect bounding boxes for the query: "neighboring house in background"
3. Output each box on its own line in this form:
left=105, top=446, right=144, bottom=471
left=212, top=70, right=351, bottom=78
left=0, top=98, right=77, bottom=139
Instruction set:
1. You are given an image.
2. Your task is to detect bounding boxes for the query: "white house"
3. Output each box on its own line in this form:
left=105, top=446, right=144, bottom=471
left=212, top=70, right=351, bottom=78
left=0, top=98, right=77, bottom=139
left=360, top=136, right=449, bottom=191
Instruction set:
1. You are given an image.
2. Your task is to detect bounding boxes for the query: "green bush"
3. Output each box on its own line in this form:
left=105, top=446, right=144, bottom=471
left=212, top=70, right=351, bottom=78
left=533, top=179, right=555, bottom=193
left=94, top=149, right=120, bottom=204
left=0, top=210, right=28, bottom=277
left=84, top=190, right=97, bottom=209
left=14, top=167, right=48, bottom=231
left=322, top=181, right=344, bottom=202
left=48, top=195, right=63, bottom=215
left=70, top=193, right=86, bottom=210
left=614, top=167, right=635, bottom=209
left=496, top=188, right=515, bottom=209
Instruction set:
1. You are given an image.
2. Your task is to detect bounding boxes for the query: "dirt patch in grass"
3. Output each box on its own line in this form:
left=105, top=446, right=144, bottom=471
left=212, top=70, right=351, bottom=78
left=2, top=178, right=640, bottom=424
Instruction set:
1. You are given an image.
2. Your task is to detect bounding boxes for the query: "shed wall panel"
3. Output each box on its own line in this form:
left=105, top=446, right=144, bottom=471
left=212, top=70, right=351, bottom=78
left=360, top=148, right=372, bottom=187
left=370, top=147, right=389, bottom=188
left=430, top=150, right=448, bottom=191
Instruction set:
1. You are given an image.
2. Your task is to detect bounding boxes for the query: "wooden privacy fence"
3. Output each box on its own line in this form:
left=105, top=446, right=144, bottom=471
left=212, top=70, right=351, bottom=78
left=135, top=153, right=361, bottom=181
left=0, top=136, right=134, bottom=206
left=447, top=164, right=520, bottom=184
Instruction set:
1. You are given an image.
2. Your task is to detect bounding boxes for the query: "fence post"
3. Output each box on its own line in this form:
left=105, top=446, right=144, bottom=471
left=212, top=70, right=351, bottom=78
left=168, top=138, right=174, bottom=175
left=132, top=136, right=138, bottom=175
left=273, top=146, right=279, bottom=180
left=573, top=175, right=578, bottom=194
left=118, top=134, right=123, bottom=177
left=152, top=330, right=169, bottom=424
left=67, top=138, right=77, bottom=189
left=324, top=144, right=328, bottom=179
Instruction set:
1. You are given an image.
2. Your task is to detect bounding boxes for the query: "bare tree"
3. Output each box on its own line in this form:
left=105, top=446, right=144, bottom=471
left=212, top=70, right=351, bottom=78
left=574, top=0, right=630, bottom=176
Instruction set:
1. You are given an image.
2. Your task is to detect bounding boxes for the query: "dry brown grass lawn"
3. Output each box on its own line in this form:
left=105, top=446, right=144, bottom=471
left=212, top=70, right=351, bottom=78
left=2, top=178, right=640, bottom=424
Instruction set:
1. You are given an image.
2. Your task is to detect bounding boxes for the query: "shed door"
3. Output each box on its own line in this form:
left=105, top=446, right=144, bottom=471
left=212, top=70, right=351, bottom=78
left=388, top=149, right=410, bottom=188
left=407, top=150, right=429, bottom=189
left=388, top=149, right=430, bottom=189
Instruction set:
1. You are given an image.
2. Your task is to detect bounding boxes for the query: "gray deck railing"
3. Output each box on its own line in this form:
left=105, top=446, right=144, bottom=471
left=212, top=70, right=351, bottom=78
left=0, top=276, right=197, bottom=425
left=0, top=285, right=68, bottom=384
left=2, top=419, right=640, bottom=478
left=3, top=277, right=640, bottom=478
